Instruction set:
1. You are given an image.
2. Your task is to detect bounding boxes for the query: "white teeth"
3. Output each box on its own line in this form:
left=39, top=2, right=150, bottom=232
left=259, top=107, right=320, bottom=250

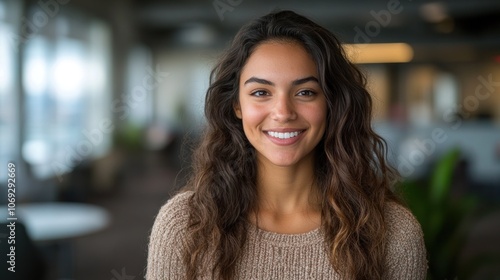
left=267, top=131, right=301, bottom=139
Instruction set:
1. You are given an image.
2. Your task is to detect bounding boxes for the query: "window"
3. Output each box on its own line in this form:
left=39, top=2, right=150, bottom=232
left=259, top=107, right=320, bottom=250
left=21, top=9, right=112, bottom=180
left=0, top=0, right=21, bottom=183
left=1, top=0, right=112, bottom=185
left=433, top=72, right=459, bottom=120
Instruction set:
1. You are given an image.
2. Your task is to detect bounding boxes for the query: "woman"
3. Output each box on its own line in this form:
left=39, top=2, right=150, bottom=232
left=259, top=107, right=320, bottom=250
left=147, top=10, right=427, bottom=280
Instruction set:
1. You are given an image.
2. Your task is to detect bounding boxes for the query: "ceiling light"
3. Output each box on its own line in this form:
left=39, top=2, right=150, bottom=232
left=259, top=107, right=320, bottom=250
left=420, top=2, right=448, bottom=23
left=343, top=43, right=414, bottom=64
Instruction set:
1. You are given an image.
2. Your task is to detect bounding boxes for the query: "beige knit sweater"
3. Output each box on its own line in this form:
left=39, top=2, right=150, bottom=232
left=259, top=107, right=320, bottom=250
left=146, top=192, right=427, bottom=279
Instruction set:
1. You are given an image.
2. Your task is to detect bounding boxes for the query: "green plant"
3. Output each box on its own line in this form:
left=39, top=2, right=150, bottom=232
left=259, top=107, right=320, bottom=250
left=400, top=147, right=500, bottom=279
left=114, top=123, right=144, bottom=152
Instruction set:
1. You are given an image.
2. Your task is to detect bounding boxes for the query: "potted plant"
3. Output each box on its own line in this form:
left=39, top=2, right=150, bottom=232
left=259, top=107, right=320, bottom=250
left=400, top=148, right=500, bottom=279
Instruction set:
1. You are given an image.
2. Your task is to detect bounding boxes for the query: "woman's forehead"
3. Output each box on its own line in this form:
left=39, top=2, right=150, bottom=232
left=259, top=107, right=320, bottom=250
left=240, top=41, right=319, bottom=85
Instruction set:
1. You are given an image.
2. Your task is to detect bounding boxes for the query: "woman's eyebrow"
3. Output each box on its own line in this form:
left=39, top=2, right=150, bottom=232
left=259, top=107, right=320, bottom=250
left=243, top=76, right=319, bottom=86
left=243, top=77, right=274, bottom=86
left=292, top=76, right=319, bottom=85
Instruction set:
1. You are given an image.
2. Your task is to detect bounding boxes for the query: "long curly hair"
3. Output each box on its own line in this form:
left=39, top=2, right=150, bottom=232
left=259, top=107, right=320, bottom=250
left=182, top=10, right=399, bottom=280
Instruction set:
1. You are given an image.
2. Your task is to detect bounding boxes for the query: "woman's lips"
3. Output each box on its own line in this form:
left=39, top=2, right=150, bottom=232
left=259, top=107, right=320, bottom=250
left=264, top=129, right=305, bottom=145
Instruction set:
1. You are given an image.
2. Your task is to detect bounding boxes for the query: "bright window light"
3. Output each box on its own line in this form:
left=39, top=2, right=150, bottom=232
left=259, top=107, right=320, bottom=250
left=51, top=39, right=87, bottom=101
left=24, top=37, right=49, bottom=96
left=23, top=140, right=51, bottom=165
left=0, top=24, right=12, bottom=94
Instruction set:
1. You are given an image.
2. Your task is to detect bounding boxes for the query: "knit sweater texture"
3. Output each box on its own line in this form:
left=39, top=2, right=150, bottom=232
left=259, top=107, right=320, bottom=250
left=146, top=191, right=427, bottom=279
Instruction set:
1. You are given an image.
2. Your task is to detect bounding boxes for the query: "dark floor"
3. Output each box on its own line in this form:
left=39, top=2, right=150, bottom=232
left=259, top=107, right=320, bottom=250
left=34, top=149, right=500, bottom=280
left=73, top=151, right=185, bottom=280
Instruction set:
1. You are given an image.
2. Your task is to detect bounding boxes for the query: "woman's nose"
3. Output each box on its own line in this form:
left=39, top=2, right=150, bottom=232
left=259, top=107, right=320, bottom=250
left=271, top=95, right=297, bottom=122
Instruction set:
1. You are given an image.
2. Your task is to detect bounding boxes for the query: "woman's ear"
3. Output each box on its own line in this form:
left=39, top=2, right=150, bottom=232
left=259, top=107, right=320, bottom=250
left=233, top=102, right=242, bottom=119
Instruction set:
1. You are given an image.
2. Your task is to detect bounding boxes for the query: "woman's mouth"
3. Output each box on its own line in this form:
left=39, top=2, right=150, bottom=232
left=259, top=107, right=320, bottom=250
left=266, top=130, right=303, bottom=139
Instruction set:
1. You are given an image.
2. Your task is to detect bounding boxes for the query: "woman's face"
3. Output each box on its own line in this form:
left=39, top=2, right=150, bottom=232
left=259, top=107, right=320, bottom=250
left=235, top=41, right=327, bottom=168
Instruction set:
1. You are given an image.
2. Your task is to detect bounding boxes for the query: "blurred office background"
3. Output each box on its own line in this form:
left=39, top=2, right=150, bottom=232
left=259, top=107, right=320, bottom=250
left=0, top=0, right=499, bottom=279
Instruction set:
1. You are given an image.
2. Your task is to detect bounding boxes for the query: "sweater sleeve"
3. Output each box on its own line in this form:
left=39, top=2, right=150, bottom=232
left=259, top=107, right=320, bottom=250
left=384, top=202, right=428, bottom=280
left=146, top=191, right=193, bottom=280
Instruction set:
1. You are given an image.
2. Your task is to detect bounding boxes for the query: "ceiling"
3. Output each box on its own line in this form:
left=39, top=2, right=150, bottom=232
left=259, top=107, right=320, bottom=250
left=133, top=0, right=500, bottom=62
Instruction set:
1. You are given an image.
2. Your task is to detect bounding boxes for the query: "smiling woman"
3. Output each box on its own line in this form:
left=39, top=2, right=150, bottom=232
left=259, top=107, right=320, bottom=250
left=147, top=10, right=427, bottom=280
left=235, top=41, right=327, bottom=170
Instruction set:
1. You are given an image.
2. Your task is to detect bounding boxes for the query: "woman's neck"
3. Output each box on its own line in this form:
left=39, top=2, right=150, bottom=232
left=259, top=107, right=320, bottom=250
left=256, top=165, right=319, bottom=214
left=252, top=165, right=322, bottom=233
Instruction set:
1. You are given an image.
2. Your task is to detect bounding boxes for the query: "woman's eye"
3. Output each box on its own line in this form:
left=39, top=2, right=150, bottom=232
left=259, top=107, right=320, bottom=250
left=297, top=90, right=315, bottom=96
left=251, top=90, right=268, bottom=97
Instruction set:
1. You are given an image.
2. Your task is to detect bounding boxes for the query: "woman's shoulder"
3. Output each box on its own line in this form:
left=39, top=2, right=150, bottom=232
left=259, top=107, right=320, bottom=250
left=384, top=201, right=423, bottom=236
left=385, top=201, right=420, bottom=230
left=146, top=191, right=194, bottom=279
left=153, top=191, right=193, bottom=230
left=384, top=201, right=428, bottom=279
left=159, top=191, right=194, bottom=214
left=148, top=191, right=194, bottom=255
left=149, top=191, right=194, bottom=246
left=384, top=201, right=425, bottom=247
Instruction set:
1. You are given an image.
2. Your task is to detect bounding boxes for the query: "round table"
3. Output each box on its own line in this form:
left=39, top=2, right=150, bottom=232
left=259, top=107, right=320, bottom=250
left=13, top=202, right=110, bottom=242
left=1, top=202, right=110, bottom=279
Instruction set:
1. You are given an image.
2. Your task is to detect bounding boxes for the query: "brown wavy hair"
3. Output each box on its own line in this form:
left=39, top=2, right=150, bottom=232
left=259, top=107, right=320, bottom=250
left=182, top=10, right=399, bottom=280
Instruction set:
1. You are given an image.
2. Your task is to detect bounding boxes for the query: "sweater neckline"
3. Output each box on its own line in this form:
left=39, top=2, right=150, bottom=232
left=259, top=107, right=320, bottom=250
left=247, top=224, right=323, bottom=247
